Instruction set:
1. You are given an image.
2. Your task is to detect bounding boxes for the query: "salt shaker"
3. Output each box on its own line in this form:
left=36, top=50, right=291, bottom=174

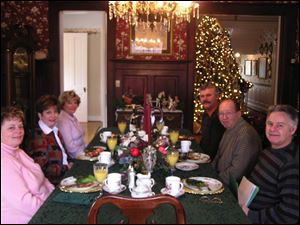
left=128, top=165, right=136, bottom=189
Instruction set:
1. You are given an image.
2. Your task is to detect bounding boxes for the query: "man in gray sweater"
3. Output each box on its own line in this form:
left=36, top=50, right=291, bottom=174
left=212, top=99, right=262, bottom=185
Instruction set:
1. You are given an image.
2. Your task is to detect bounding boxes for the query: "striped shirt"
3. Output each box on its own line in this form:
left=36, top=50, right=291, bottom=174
left=248, top=142, right=299, bottom=224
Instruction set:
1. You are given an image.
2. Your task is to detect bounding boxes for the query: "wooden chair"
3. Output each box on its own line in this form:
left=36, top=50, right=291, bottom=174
left=87, top=194, right=186, bottom=224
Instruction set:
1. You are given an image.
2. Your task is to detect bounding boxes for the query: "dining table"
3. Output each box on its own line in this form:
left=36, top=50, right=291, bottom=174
left=29, top=128, right=251, bottom=224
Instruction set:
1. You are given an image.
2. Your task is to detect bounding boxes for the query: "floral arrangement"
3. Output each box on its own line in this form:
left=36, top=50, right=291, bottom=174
left=116, top=131, right=171, bottom=173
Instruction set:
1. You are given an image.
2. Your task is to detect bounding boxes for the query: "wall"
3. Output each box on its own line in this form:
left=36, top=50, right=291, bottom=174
left=216, top=15, right=279, bottom=112
left=1, top=1, right=49, bottom=58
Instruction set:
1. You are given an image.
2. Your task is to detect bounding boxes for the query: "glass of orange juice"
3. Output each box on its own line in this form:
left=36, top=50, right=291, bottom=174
left=93, top=162, right=108, bottom=184
left=166, top=149, right=179, bottom=175
left=107, top=136, right=118, bottom=152
left=169, top=130, right=179, bottom=146
left=118, top=121, right=127, bottom=135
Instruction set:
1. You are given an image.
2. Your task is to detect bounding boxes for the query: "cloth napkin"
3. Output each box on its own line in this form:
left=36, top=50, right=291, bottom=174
left=52, top=192, right=98, bottom=206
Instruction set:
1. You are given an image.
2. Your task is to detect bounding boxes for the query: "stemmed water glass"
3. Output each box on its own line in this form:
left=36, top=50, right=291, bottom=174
left=169, top=130, right=179, bottom=147
left=155, top=119, right=164, bottom=134
left=166, top=148, right=179, bottom=175
left=118, top=121, right=127, bottom=136
left=107, top=136, right=118, bottom=160
left=93, top=162, right=108, bottom=198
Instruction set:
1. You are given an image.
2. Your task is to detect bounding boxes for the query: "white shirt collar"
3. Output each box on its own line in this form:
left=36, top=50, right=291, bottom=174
left=38, top=120, right=58, bottom=135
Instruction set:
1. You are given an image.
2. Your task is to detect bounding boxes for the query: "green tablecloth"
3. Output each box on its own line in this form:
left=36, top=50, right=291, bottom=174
left=29, top=159, right=250, bottom=224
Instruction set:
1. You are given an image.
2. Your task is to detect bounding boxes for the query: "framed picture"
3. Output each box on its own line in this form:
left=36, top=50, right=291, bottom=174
left=258, top=57, right=267, bottom=79
left=244, top=60, right=252, bottom=76
left=251, top=60, right=257, bottom=76
left=130, top=22, right=172, bottom=55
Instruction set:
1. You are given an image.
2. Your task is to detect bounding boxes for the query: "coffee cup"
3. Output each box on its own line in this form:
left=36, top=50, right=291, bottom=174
left=98, top=151, right=111, bottom=165
left=181, top=140, right=191, bottom=153
left=104, top=173, right=122, bottom=191
left=137, top=130, right=146, bottom=137
left=161, top=126, right=169, bottom=135
left=165, top=176, right=183, bottom=196
left=100, top=131, right=112, bottom=143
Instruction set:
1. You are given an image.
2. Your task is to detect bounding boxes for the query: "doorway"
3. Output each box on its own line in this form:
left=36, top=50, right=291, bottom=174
left=59, top=11, right=107, bottom=126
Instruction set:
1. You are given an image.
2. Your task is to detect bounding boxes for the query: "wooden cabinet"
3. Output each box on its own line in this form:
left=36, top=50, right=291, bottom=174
left=1, top=25, right=36, bottom=129
left=115, top=109, right=183, bottom=129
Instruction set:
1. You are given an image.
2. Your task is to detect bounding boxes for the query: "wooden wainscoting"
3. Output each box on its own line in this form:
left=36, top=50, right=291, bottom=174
left=112, top=60, right=190, bottom=127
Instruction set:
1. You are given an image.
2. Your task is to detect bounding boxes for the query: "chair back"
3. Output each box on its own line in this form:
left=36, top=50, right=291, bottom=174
left=87, top=194, right=186, bottom=224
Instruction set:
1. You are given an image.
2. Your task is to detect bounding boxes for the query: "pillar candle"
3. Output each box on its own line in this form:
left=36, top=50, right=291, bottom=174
left=143, top=94, right=152, bottom=145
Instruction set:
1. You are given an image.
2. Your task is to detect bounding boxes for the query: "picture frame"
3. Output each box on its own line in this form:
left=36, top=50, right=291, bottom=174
left=251, top=60, right=257, bottom=76
left=258, top=57, right=267, bottom=79
left=130, top=22, right=172, bottom=55
left=244, top=60, right=252, bottom=76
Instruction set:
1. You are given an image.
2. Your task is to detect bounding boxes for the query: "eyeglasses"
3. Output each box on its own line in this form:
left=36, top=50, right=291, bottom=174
left=218, top=111, right=236, bottom=117
left=199, top=196, right=223, bottom=204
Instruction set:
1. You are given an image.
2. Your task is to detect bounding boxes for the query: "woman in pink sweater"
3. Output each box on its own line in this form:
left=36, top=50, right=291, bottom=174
left=1, top=106, right=54, bottom=224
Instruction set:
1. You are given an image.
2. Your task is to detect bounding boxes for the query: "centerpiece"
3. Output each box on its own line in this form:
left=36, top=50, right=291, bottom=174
left=116, top=128, right=179, bottom=176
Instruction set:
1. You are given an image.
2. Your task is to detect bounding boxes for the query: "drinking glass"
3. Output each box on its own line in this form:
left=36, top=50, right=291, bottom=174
left=107, top=136, right=118, bottom=152
left=166, top=149, right=179, bottom=175
left=169, top=130, right=179, bottom=146
left=155, top=120, right=164, bottom=134
left=142, top=146, right=157, bottom=175
left=93, top=162, right=108, bottom=184
left=93, top=162, right=108, bottom=198
left=118, top=121, right=127, bottom=135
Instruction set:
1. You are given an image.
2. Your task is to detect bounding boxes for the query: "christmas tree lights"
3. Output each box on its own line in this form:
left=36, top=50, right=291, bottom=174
left=193, top=16, right=253, bottom=129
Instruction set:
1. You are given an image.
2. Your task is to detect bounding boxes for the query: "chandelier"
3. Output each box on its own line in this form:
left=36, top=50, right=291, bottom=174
left=109, top=1, right=200, bottom=30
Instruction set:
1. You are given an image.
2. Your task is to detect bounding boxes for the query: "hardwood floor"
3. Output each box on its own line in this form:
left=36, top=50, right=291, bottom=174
left=80, top=121, right=102, bottom=144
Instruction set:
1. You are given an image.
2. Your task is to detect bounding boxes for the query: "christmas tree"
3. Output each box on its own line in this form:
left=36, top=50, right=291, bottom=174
left=193, top=16, right=252, bottom=131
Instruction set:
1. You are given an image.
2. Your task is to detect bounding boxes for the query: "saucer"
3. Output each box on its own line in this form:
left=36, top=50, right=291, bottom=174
left=103, top=184, right=126, bottom=194
left=160, top=187, right=185, bottom=198
left=131, top=191, right=155, bottom=198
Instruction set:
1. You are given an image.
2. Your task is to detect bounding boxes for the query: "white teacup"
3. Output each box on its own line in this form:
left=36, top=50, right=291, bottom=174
left=166, top=176, right=183, bottom=196
left=181, top=140, right=191, bottom=153
left=104, top=173, right=122, bottom=191
left=137, top=130, right=146, bottom=137
left=100, top=131, right=112, bottom=143
left=161, top=126, right=169, bottom=135
left=98, top=151, right=111, bottom=165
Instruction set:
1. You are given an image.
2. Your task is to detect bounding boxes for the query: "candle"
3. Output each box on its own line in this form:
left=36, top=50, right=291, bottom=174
left=143, top=93, right=152, bottom=145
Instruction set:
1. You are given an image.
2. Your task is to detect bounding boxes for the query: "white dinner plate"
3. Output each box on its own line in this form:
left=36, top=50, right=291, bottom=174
left=186, top=152, right=211, bottom=164
left=183, top=177, right=223, bottom=195
left=175, top=162, right=199, bottom=171
left=59, top=177, right=101, bottom=193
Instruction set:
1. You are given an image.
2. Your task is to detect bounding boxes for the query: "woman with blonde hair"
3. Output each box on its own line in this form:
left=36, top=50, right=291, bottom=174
left=57, top=90, right=86, bottom=158
left=1, top=106, right=54, bottom=224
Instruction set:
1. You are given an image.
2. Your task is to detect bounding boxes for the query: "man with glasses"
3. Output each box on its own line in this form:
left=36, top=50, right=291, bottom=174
left=212, top=99, right=262, bottom=185
left=241, top=105, right=299, bottom=224
left=198, top=83, right=225, bottom=160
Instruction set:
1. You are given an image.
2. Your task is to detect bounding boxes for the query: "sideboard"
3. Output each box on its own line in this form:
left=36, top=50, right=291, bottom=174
left=115, top=108, right=183, bottom=129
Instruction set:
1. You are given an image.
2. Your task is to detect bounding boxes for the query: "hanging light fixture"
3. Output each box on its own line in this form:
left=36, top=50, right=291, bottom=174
left=109, top=1, right=200, bottom=31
